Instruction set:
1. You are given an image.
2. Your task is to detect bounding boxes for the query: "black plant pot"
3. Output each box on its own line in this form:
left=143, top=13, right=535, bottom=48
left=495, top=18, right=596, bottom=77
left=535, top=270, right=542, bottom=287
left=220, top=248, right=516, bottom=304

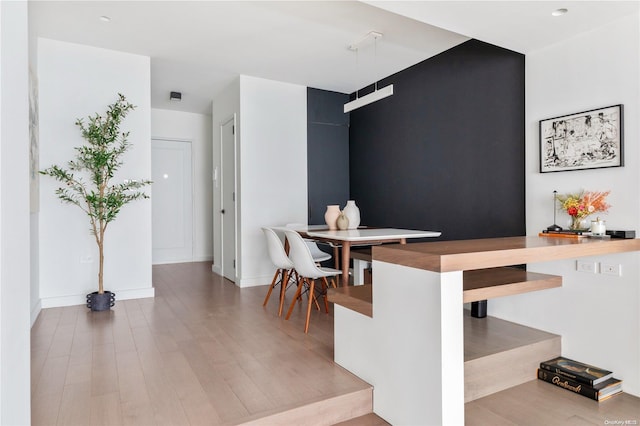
left=86, top=291, right=116, bottom=311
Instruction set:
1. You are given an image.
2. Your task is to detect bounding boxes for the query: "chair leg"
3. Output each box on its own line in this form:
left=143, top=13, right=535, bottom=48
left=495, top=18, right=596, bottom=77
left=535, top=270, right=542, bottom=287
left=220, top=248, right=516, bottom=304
left=285, top=277, right=305, bottom=320
left=329, top=277, right=337, bottom=289
left=304, top=279, right=316, bottom=333
left=312, top=288, right=321, bottom=311
left=277, top=269, right=290, bottom=317
left=263, top=269, right=281, bottom=306
left=321, top=277, right=330, bottom=313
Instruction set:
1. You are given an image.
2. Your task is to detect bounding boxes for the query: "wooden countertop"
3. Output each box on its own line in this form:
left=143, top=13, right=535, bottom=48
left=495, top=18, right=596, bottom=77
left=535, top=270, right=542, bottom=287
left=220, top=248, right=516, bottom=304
left=373, top=236, right=640, bottom=272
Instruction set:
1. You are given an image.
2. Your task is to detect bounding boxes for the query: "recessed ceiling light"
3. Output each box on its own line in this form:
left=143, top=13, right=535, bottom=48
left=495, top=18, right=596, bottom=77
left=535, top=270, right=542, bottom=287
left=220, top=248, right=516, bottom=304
left=99, top=15, right=111, bottom=22
left=552, top=8, right=568, bottom=17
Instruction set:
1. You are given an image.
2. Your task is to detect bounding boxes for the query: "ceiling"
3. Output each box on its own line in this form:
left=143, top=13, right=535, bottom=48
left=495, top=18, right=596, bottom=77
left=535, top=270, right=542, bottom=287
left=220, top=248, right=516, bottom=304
left=29, top=1, right=639, bottom=115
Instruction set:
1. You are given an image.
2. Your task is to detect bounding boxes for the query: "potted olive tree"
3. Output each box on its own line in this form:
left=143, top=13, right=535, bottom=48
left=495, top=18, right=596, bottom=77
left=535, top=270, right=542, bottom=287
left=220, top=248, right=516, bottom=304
left=41, top=94, right=151, bottom=311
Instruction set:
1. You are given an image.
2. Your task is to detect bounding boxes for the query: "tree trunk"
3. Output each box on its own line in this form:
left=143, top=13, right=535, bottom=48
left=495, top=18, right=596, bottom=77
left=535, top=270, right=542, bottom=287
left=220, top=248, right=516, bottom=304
left=98, top=240, right=104, bottom=294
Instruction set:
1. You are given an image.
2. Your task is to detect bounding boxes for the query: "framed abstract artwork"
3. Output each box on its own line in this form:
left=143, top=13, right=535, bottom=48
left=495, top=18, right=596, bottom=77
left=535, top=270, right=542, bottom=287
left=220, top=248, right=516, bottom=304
left=539, top=104, right=623, bottom=173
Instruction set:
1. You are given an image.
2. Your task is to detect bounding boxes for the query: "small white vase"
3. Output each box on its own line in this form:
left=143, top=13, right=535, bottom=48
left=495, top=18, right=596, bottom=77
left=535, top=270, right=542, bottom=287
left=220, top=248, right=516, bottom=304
left=343, top=200, right=360, bottom=230
left=324, top=205, right=340, bottom=230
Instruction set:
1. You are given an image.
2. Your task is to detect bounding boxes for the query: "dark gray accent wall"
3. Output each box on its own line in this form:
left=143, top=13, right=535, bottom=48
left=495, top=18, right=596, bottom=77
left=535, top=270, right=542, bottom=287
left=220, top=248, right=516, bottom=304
left=348, top=39, right=525, bottom=240
left=307, top=88, right=350, bottom=224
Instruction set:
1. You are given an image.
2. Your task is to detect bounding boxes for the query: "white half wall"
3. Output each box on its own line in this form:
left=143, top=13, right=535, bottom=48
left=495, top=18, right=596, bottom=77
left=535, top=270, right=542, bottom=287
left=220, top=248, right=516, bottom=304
left=0, top=1, right=31, bottom=424
left=238, top=75, right=307, bottom=287
left=151, top=108, right=213, bottom=262
left=491, top=12, right=640, bottom=396
left=37, top=38, right=153, bottom=307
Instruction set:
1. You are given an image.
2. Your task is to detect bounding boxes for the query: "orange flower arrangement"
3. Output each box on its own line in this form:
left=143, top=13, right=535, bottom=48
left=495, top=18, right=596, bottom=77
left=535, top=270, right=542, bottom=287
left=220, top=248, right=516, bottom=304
left=556, top=190, right=610, bottom=230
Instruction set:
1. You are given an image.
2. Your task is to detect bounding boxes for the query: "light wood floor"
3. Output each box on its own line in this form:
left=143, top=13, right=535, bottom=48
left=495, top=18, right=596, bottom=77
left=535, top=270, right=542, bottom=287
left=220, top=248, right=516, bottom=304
left=31, top=261, right=640, bottom=426
left=31, top=262, right=374, bottom=426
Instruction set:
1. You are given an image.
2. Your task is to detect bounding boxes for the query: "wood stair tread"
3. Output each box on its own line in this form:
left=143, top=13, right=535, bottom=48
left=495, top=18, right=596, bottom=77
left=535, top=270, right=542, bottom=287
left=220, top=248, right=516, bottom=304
left=463, top=267, right=562, bottom=303
left=328, top=267, right=562, bottom=317
left=328, top=285, right=372, bottom=317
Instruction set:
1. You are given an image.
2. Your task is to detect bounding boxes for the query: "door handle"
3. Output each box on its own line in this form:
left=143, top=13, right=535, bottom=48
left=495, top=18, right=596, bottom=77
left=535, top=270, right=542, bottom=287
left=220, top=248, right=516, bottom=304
left=221, top=209, right=225, bottom=214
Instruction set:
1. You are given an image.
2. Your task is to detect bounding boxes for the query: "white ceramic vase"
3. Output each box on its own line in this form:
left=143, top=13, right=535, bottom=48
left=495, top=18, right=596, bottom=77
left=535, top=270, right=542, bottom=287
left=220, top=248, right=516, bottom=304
left=324, top=205, right=340, bottom=230
left=343, top=200, right=360, bottom=230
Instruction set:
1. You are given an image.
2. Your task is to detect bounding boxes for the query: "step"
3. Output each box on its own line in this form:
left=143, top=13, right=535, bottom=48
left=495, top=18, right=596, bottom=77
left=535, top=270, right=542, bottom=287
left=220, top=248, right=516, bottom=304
left=465, top=379, right=640, bottom=425
left=464, top=311, right=561, bottom=402
left=236, top=387, right=373, bottom=426
left=328, top=284, right=372, bottom=317
left=463, top=267, right=562, bottom=303
left=328, top=267, right=562, bottom=317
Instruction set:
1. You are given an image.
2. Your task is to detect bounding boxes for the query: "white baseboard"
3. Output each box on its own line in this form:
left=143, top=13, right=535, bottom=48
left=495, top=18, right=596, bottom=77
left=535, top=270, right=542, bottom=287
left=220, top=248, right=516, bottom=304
left=153, top=256, right=213, bottom=265
left=193, top=255, right=213, bottom=262
left=212, top=264, right=222, bottom=275
left=40, top=287, right=155, bottom=309
left=237, top=275, right=272, bottom=288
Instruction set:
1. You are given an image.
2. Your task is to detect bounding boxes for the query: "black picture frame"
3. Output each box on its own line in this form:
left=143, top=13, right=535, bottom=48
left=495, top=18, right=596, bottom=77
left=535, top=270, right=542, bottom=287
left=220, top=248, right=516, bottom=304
left=539, top=104, right=623, bottom=173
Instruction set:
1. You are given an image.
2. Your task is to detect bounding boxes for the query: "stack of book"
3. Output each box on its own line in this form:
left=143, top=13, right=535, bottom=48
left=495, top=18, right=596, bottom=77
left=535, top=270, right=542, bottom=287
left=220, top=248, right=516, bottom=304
left=539, top=230, right=590, bottom=239
left=538, top=229, right=611, bottom=239
left=538, top=356, right=622, bottom=401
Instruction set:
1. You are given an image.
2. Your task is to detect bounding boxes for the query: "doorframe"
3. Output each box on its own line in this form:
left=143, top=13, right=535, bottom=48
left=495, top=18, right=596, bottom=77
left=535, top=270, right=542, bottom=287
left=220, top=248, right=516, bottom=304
left=150, top=137, right=196, bottom=264
left=218, top=115, right=238, bottom=282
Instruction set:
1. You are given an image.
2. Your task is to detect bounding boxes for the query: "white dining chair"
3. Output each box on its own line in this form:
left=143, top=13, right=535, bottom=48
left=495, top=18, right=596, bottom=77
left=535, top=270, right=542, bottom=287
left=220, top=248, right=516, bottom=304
left=262, top=227, right=297, bottom=317
left=285, top=223, right=332, bottom=264
left=284, top=230, right=342, bottom=333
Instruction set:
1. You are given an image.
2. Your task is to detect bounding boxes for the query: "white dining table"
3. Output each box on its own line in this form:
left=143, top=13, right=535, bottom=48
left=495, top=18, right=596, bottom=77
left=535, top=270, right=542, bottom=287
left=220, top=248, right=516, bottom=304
left=299, top=227, right=442, bottom=286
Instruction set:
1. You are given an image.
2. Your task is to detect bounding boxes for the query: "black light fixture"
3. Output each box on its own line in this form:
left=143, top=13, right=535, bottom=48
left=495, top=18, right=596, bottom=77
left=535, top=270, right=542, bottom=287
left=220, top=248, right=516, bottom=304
left=547, top=190, right=563, bottom=231
left=170, top=91, right=182, bottom=102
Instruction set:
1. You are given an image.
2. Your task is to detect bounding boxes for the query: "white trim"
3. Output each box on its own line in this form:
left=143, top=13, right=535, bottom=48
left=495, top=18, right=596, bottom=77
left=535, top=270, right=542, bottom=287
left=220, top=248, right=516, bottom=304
left=152, top=256, right=212, bottom=265
left=220, top=115, right=238, bottom=283
left=237, top=274, right=272, bottom=288
left=40, top=287, right=155, bottom=309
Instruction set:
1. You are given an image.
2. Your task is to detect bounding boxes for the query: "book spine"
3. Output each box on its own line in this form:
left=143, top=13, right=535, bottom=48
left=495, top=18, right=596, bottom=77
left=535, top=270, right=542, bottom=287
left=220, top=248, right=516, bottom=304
left=538, top=232, right=585, bottom=239
left=537, top=369, right=599, bottom=400
left=539, top=364, right=595, bottom=386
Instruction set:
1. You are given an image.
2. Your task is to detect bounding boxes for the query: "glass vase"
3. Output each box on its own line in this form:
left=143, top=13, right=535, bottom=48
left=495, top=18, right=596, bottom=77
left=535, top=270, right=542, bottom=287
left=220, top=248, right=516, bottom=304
left=570, top=216, right=588, bottom=231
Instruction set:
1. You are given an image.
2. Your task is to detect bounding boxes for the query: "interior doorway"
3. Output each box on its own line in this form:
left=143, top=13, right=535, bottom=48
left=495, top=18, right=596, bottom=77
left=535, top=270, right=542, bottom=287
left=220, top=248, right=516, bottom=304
left=151, top=139, right=194, bottom=264
left=220, top=117, right=236, bottom=282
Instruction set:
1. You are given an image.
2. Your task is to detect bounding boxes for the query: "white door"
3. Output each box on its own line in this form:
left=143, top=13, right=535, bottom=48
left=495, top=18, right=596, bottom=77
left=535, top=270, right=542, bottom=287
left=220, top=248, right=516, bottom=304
left=221, top=118, right=236, bottom=282
left=151, top=139, right=193, bottom=264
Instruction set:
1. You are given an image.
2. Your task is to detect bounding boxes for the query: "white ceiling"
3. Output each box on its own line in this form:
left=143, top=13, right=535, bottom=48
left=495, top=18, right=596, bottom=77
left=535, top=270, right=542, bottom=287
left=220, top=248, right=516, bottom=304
left=29, top=1, right=639, bottom=115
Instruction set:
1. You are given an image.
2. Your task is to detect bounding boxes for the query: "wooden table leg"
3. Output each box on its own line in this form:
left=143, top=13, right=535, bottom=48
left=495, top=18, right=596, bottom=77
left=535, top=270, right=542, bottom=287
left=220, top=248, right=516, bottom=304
left=341, top=241, right=351, bottom=287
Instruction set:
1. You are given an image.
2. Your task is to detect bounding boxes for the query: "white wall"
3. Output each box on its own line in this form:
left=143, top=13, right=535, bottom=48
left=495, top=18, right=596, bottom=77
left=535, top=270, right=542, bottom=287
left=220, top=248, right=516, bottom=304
left=238, top=76, right=307, bottom=287
left=38, top=38, right=154, bottom=307
left=0, top=1, right=31, bottom=423
left=211, top=77, right=240, bottom=276
left=151, top=108, right=213, bottom=262
left=491, top=13, right=640, bottom=395
left=210, top=76, right=307, bottom=287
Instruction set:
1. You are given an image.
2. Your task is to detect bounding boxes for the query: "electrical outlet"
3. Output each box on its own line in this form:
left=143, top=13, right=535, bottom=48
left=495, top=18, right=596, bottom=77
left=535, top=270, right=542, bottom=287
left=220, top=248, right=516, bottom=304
left=601, top=263, right=621, bottom=276
left=576, top=260, right=596, bottom=273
